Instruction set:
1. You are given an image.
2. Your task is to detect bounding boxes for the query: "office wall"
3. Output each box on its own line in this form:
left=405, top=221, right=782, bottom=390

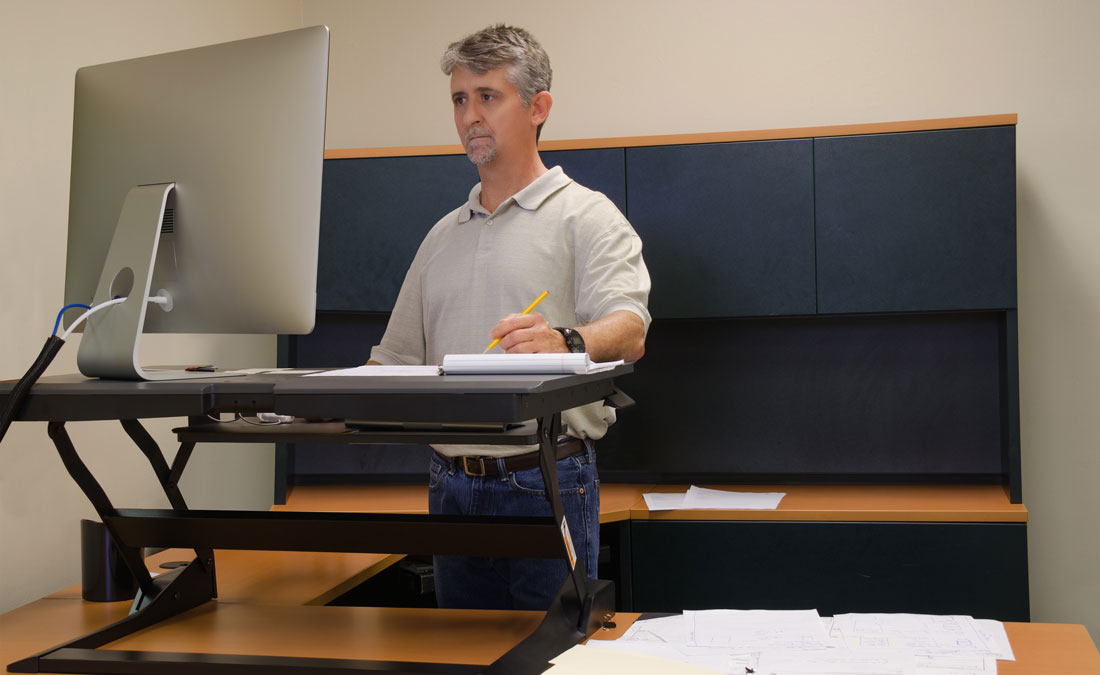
left=0, top=1, right=302, bottom=613
left=302, top=0, right=1100, bottom=636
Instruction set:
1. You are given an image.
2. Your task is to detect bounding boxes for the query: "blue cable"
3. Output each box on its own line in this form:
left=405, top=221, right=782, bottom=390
left=53, top=304, right=92, bottom=337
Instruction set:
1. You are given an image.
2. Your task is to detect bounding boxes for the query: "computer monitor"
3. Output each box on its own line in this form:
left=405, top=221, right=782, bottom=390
left=63, top=26, right=329, bottom=380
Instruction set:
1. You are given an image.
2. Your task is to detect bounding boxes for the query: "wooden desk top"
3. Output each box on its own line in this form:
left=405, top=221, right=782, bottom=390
left=0, top=600, right=547, bottom=671
left=105, top=603, right=546, bottom=665
left=277, top=483, right=656, bottom=524
left=279, top=483, right=1026, bottom=524
left=2, top=598, right=133, bottom=674
left=275, top=484, right=430, bottom=514
left=45, top=547, right=400, bottom=607
left=4, top=602, right=1095, bottom=675
left=999, top=623, right=1100, bottom=674
left=632, top=484, right=1028, bottom=523
left=597, top=483, right=654, bottom=523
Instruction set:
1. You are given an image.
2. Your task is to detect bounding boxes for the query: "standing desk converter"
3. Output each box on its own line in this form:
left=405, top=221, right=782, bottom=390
left=1, top=366, right=634, bottom=675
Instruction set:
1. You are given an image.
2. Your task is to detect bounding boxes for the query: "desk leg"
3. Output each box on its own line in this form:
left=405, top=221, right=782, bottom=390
left=47, top=422, right=156, bottom=599
left=120, top=419, right=217, bottom=598
left=534, top=414, right=587, bottom=604
left=479, top=415, right=616, bottom=674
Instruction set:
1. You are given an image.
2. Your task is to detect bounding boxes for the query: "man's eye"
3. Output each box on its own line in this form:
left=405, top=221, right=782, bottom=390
left=481, top=93, right=493, bottom=101
left=453, top=96, right=466, bottom=106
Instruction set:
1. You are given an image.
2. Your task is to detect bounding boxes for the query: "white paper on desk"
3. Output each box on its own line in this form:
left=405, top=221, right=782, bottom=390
left=549, top=643, right=722, bottom=674
left=616, top=613, right=691, bottom=643
left=440, top=353, right=623, bottom=375
left=916, top=654, right=998, bottom=675
left=643, top=486, right=786, bottom=511
left=681, top=485, right=786, bottom=509
left=686, top=609, right=834, bottom=651
left=972, top=619, right=1014, bottom=661
left=590, top=614, right=732, bottom=672
left=583, top=640, right=731, bottom=673
left=756, top=648, right=918, bottom=675
left=832, top=614, right=998, bottom=658
left=304, top=365, right=442, bottom=377
left=642, top=492, right=687, bottom=510
left=220, top=368, right=324, bottom=375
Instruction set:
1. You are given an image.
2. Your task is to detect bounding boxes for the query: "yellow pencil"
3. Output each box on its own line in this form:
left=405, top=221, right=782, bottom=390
left=483, top=290, right=550, bottom=353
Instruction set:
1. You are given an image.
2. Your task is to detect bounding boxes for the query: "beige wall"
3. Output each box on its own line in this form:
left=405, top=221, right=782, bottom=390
left=2, top=0, right=1097, bottom=640
left=305, top=0, right=1100, bottom=634
left=0, top=1, right=303, bottom=612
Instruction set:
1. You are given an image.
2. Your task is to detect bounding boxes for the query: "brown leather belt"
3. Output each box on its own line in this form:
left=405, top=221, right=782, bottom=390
left=440, top=437, right=587, bottom=477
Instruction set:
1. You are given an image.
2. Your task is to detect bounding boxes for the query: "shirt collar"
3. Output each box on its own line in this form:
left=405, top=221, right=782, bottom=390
left=457, top=166, right=571, bottom=224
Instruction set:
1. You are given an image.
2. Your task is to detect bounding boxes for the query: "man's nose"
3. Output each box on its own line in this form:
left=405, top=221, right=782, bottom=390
left=463, top=100, right=483, bottom=126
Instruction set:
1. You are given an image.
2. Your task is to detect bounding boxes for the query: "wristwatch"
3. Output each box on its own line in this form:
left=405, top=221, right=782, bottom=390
left=554, top=327, right=586, bottom=353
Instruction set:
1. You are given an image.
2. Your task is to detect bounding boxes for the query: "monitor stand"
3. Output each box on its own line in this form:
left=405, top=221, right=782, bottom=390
left=76, top=183, right=236, bottom=381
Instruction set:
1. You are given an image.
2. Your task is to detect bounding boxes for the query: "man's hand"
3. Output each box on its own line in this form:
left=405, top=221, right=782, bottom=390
left=488, top=312, right=567, bottom=353
left=488, top=309, right=646, bottom=362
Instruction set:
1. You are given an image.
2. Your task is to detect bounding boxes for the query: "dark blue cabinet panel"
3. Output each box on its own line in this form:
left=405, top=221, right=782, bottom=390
left=598, top=312, right=1005, bottom=481
left=626, top=140, right=816, bottom=318
left=318, top=149, right=624, bottom=313
left=815, top=126, right=1016, bottom=314
left=317, top=155, right=478, bottom=311
left=541, top=148, right=626, bottom=214
left=631, top=521, right=1029, bottom=620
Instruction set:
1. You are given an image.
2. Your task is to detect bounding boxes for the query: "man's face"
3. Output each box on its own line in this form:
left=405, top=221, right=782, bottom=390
left=450, top=65, right=535, bottom=166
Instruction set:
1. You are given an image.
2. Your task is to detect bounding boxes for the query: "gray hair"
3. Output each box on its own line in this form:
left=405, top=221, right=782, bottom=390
left=440, top=24, right=552, bottom=108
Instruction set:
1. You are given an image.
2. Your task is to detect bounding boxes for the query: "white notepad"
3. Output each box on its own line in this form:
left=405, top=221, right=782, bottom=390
left=441, top=353, right=624, bottom=375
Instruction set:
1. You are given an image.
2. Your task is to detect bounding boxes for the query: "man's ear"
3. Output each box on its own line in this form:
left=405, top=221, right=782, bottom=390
left=530, top=90, right=553, bottom=128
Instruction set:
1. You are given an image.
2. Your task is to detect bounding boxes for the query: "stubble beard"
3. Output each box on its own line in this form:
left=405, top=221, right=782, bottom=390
left=465, top=130, right=497, bottom=166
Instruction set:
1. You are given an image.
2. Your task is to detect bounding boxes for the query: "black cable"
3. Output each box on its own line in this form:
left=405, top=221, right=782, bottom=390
left=0, top=336, right=65, bottom=445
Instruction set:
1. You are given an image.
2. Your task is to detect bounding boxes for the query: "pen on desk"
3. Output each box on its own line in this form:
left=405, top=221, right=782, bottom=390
left=483, top=290, right=549, bottom=353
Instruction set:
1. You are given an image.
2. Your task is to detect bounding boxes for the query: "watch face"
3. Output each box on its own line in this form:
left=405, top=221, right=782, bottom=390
left=562, top=328, right=585, bottom=353
left=556, top=327, right=584, bottom=352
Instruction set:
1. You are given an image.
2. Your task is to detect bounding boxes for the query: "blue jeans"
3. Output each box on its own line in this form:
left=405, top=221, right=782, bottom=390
left=428, top=442, right=599, bottom=610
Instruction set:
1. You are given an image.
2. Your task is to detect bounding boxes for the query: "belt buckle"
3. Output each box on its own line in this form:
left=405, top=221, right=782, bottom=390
left=462, top=456, right=488, bottom=476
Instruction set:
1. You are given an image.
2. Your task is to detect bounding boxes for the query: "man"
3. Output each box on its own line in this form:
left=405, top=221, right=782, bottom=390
left=369, top=24, right=650, bottom=611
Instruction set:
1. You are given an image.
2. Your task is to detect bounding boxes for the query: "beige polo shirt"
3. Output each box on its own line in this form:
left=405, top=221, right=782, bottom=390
left=370, top=166, right=651, bottom=457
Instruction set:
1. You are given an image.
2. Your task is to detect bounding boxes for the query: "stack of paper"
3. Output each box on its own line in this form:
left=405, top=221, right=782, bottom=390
left=643, top=485, right=787, bottom=510
left=685, top=609, right=834, bottom=651
left=584, top=609, right=834, bottom=673
left=830, top=613, right=1014, bottom=661
left=440, top=353, right=624, bottom=375
left=579, top=610, right=1014, bottom=675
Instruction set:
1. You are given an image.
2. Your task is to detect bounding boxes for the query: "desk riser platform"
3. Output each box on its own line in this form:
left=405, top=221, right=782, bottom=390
left=1, top=370, right=634, bottom=675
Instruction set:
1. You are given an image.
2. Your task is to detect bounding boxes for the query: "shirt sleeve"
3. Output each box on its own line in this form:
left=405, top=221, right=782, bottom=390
left=574, top=205, right=653, bottom=332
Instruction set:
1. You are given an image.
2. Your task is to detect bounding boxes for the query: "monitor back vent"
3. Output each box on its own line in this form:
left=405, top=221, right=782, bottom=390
left=160, top=208, right=175, bottom=235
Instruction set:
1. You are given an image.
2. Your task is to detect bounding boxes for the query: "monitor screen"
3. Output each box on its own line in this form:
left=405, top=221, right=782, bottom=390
left=63, top=26, right=329, bottom=379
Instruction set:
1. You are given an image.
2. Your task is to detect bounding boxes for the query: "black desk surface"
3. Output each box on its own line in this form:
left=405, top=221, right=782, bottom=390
left=0, top=365, right=633, bottom=423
